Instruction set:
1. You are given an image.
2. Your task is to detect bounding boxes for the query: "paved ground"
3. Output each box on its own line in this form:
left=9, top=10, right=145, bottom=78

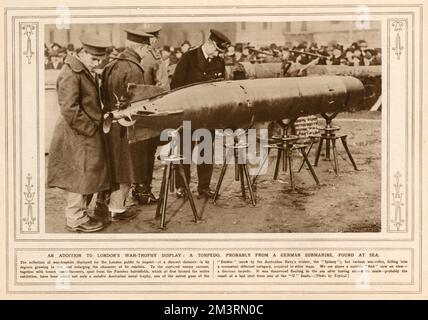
left=45, top=111, right=381, bottom=233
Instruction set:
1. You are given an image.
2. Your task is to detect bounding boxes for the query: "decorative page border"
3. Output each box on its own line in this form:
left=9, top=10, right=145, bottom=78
left=3, top=4, right=423, bottom=295
left=19, top=21, right=40, bottom=234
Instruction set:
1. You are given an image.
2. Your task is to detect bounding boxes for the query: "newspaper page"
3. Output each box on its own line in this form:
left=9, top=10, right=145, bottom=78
left=0, top=0, right=427, bottom=300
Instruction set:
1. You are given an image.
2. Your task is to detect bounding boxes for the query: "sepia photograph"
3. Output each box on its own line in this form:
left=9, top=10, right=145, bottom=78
left=1, top=0, right=426, bottom=299
left=43, top=20, right=382, bottom=233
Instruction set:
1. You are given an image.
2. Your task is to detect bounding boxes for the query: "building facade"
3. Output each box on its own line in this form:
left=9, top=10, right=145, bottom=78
left=45, top=20, right=380, bottom=49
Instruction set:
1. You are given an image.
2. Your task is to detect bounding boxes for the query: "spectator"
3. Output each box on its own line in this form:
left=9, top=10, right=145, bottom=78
left=242, top=45, right=251, bottom=60
left=181, top=40, right=191, bottom=53
left=50, top=42, right=61, bottom=52
left=224, top=44, right=235, bottom=65
left=350, top=42, right=359, bottom=51
left=353, top=48, right=364, bottom=66
left=364, top=50, right=373, bottom=66
left=227, top=44, right=235, bottom=56
left=234, top=43, right=248, bottom=63
left=174, top=48, right=183, bottom=60
left=295, top=52, right=310, bottom=65
left=330, top=48, right=342, bottom=65
left=358, top=40, right=368, bottom=50
left=66, top=43, right=74, bottom=55
left=50, top=52, right=64, bottom=70
left=371, top=49, right=382, bottom=65
left=345, top=49, right=354, bottom=65
left=58, top=47, right=67, bottom=59
left=156, top=45, right=174, bottom=90
left=317, top=46, right=329, bottom=65
left=44, top=50, right=53, bottom=69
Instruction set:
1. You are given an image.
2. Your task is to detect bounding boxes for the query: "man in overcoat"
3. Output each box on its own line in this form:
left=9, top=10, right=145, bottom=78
left=130, top=24, right=163, bottom=205
left=100, top=28, right=154, bottom=218
left=170, top=29, right=230, bottom=198
left=47, top=33, right=111, bottom=232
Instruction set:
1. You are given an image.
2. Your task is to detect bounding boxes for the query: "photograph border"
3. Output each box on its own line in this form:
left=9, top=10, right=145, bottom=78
left=3, top=3, right=424, bottom=295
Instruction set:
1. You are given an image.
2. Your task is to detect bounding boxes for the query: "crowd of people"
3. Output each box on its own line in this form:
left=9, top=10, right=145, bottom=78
left=45, top=38, right=381, bottom=72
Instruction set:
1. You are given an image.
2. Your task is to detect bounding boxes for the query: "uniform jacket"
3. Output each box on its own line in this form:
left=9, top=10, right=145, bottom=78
left=156, top=58, right=178, bottom=91
left=170, top=46, right=226, bottom=89
left=141, top=49, right=161, bottom=86
left=169, top=46, right=225, bottom=190
left=47, top=54, right=110, bottom=194
left=100, top=48, right=148, bottom=184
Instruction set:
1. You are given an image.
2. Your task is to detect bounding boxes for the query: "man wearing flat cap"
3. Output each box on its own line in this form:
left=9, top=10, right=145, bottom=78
left=100, top=28, right=154, bottom=220
left=47, top=33, right=111, bottom=232
left=170, top=29, right=231, bottom=198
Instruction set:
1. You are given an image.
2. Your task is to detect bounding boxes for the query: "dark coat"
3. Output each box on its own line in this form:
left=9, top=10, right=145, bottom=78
left=100, top=48, right=147, bottom=184
left=141, top=49, right=161, bottom=86
left=47, top=54, right=110, bottom=194
left=169, top=46, right=225, bottom=190
left=170, top=46, right=226, bottom=89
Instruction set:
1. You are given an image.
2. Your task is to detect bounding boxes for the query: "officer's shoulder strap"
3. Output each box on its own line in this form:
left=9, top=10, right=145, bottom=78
left=103, top=56, right=145, bottom=81
left=116, top=56, right=145, bottom=74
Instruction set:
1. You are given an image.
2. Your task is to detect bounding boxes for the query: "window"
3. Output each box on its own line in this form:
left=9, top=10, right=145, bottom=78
left=241, top=22, right=246, bottom=30
left=262, top=22, right=268, bottom=30
left=284, top=22, right=291, bottom=32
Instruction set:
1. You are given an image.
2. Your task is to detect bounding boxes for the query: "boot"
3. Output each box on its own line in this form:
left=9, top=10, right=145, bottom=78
left=132, top=184, right=159, bottom=205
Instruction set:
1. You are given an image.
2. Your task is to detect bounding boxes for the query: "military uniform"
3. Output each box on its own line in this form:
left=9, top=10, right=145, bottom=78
left=170, top=45, right=226, bottom=192
left=47, top=33, right=111, bottom=232
left=101, top=48, right=148, bottom=185
left=135, top=48, right=163, bottom=196
left=141, top=48, right=161, bottom=85
left=170, top=46, right=226, bottom=89
left=100, top=28, right=157, bottom=213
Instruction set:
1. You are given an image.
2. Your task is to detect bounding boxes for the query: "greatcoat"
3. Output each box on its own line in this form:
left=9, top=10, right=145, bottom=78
left=101, top=48, right=148, bottom=185
left=47, top=54, right=110, bottom=194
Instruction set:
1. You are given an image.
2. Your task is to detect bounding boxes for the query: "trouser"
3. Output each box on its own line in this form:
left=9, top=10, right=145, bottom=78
left=130, top=137, right=158, bottom=189
left=175, top=132, right=214, bottom=190
left=109, top=183, right=130, bottom=213
left=65, top=192, right=92, bottom=228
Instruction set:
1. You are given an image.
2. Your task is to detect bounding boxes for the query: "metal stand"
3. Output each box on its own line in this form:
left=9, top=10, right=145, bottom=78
left=252, top=120, right=320, bottom=191
left=213, top=134, right=256, bottom=206
left=302, top=112, right=358, bottom=176
left=155, top=134, right=199, bottom=229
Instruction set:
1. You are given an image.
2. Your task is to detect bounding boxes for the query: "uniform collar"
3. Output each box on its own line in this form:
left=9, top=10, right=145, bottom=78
left=149, top=48, right=161, bottom=60
left=64, top=54, right=97, bottom=83
left=64, top=54, right=86, bottom=73
left=121, top=47, right=142, bottom=63
left=201, top=45, right=209, bottom=60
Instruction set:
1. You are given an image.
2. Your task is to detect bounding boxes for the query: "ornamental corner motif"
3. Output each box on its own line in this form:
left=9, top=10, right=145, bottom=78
left=21, top=23, right=37, bottom=64
left=391, top=20, right=405, bottom=60
left=390, top=171, right=405, bottom=231
left=22, top=173, right=37, bottom=231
